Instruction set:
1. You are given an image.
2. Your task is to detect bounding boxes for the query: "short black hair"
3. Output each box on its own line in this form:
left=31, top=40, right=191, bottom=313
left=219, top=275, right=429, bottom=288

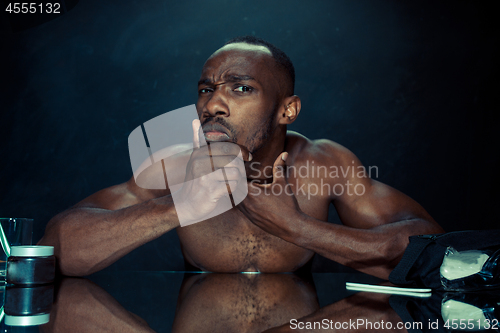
left=224, top=36, right=295, bottom=96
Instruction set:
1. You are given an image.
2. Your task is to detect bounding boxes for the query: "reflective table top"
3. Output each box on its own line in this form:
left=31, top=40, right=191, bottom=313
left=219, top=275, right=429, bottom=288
left=1, top=271, right=498, bottom=332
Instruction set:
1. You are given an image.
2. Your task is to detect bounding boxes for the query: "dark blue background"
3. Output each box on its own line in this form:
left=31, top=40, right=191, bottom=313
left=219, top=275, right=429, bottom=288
left=1, top=0, right=498, bottom=272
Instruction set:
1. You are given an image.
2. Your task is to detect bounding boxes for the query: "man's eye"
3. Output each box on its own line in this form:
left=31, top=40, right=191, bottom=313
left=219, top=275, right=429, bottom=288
left=199, top=88, right=213, bottom=94
left=234, top=86, right=252, bottom=93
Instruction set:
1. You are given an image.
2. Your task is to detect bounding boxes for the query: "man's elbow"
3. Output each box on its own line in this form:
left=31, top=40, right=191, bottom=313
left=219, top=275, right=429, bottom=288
left=410, top=217, right=445, bottom=236
left=57, top=252, right=101, bottom=276
left=38, top=229, right=100, bottom=276
left=383, top=218, right=444, bottom=265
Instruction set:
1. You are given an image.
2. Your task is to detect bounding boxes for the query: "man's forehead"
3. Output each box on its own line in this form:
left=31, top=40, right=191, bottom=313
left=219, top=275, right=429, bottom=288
left=200, top=43, right=276, bottom=82
left=212, top=42, right=272, bottom=57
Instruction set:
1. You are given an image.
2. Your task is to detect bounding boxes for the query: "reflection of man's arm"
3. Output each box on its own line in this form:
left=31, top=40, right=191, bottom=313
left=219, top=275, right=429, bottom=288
left=39, top=278, right=155, bottom=333
left=263, top=291, right=408, bottom=333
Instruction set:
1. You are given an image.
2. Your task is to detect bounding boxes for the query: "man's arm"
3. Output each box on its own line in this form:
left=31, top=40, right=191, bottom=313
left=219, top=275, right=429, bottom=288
left=37, top=179, right=180, bottom=276
left=38, top=120, right=251, bottom=276
left=294, top=193, right=441, bottom=279
left=297, top=140, right=443, bottom=278
left=237, top=140, right=444, bottom=279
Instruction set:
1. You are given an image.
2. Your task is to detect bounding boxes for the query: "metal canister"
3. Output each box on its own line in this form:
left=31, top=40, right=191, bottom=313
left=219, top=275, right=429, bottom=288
left=6, top=246, right=55, bottom=285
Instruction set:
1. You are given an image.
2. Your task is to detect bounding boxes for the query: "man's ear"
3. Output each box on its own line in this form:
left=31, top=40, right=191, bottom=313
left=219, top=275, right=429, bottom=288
left=278, top=95, right=301, bottom=125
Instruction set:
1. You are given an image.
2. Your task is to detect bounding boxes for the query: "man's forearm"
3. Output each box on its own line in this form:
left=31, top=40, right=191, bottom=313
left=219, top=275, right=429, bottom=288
left=285, top=213, right=443, bottom=279
left=38, top=196, right=180, bottom=276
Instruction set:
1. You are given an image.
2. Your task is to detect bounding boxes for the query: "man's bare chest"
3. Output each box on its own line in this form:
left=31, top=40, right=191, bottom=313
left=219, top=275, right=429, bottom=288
left=175, top=180, right=331, bottom=272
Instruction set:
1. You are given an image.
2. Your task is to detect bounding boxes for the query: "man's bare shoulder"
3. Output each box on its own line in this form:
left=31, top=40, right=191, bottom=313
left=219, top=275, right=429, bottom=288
left=286, top=131, right=357, bottom=168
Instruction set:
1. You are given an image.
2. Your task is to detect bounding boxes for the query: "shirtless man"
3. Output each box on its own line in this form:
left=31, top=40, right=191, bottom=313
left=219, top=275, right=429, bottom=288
left=38, top=36, right=443, bottom=279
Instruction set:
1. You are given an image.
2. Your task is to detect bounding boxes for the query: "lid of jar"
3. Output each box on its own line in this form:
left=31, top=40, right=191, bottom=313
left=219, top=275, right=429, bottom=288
left=4, top=313, right=50, bottom=326
left=9, top=245, right=54, bottom=257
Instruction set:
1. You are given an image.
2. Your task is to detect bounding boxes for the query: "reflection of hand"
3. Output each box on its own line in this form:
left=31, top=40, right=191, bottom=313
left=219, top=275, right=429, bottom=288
left=174, top=120, right=251, bottom=224
left=237, top=152, right=303, bottom=241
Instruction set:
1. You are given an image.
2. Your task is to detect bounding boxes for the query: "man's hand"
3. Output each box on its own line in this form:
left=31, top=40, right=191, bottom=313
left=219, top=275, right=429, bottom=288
left=236, top=152, right=304, bottom=241
left=173, top=120, right=251, bottom=225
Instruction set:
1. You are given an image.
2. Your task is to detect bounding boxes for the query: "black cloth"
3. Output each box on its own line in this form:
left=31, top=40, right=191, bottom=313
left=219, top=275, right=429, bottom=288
left=389, top=230, right=500, bottom=289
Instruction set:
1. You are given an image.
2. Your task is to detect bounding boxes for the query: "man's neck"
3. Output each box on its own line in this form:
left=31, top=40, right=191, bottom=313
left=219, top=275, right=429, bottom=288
left=245, top=127, right=287, bottom=182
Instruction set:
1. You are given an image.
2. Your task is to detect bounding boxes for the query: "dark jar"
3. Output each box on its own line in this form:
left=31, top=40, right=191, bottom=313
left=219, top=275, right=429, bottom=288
left=6, top=246, right=55, bottom=285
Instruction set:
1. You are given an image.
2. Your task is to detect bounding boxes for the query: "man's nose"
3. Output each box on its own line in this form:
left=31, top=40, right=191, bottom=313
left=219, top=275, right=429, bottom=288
left=204, top=87, right=229, bottom=117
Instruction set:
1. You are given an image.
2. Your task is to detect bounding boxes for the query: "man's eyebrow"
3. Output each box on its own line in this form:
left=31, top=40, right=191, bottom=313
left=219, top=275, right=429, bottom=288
left=198, top=75, right=257, bottom=86
left=198, top=78, right=212, bottom=86
left=225, top=75, right=256, bottom=82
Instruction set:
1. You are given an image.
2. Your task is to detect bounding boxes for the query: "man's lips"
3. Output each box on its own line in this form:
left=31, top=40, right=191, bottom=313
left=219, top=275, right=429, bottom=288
left=202, top=123, right=231, bottom=141
left=204, top=131, right=230, bottom=141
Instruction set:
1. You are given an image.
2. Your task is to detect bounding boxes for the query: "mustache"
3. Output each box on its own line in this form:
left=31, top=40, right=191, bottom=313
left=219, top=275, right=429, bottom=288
left=201, top=117, right=236, bottom=137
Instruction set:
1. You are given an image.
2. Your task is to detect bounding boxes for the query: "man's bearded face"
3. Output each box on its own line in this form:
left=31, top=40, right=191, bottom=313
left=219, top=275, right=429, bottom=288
left=196, top=44, right=283, bottom=154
